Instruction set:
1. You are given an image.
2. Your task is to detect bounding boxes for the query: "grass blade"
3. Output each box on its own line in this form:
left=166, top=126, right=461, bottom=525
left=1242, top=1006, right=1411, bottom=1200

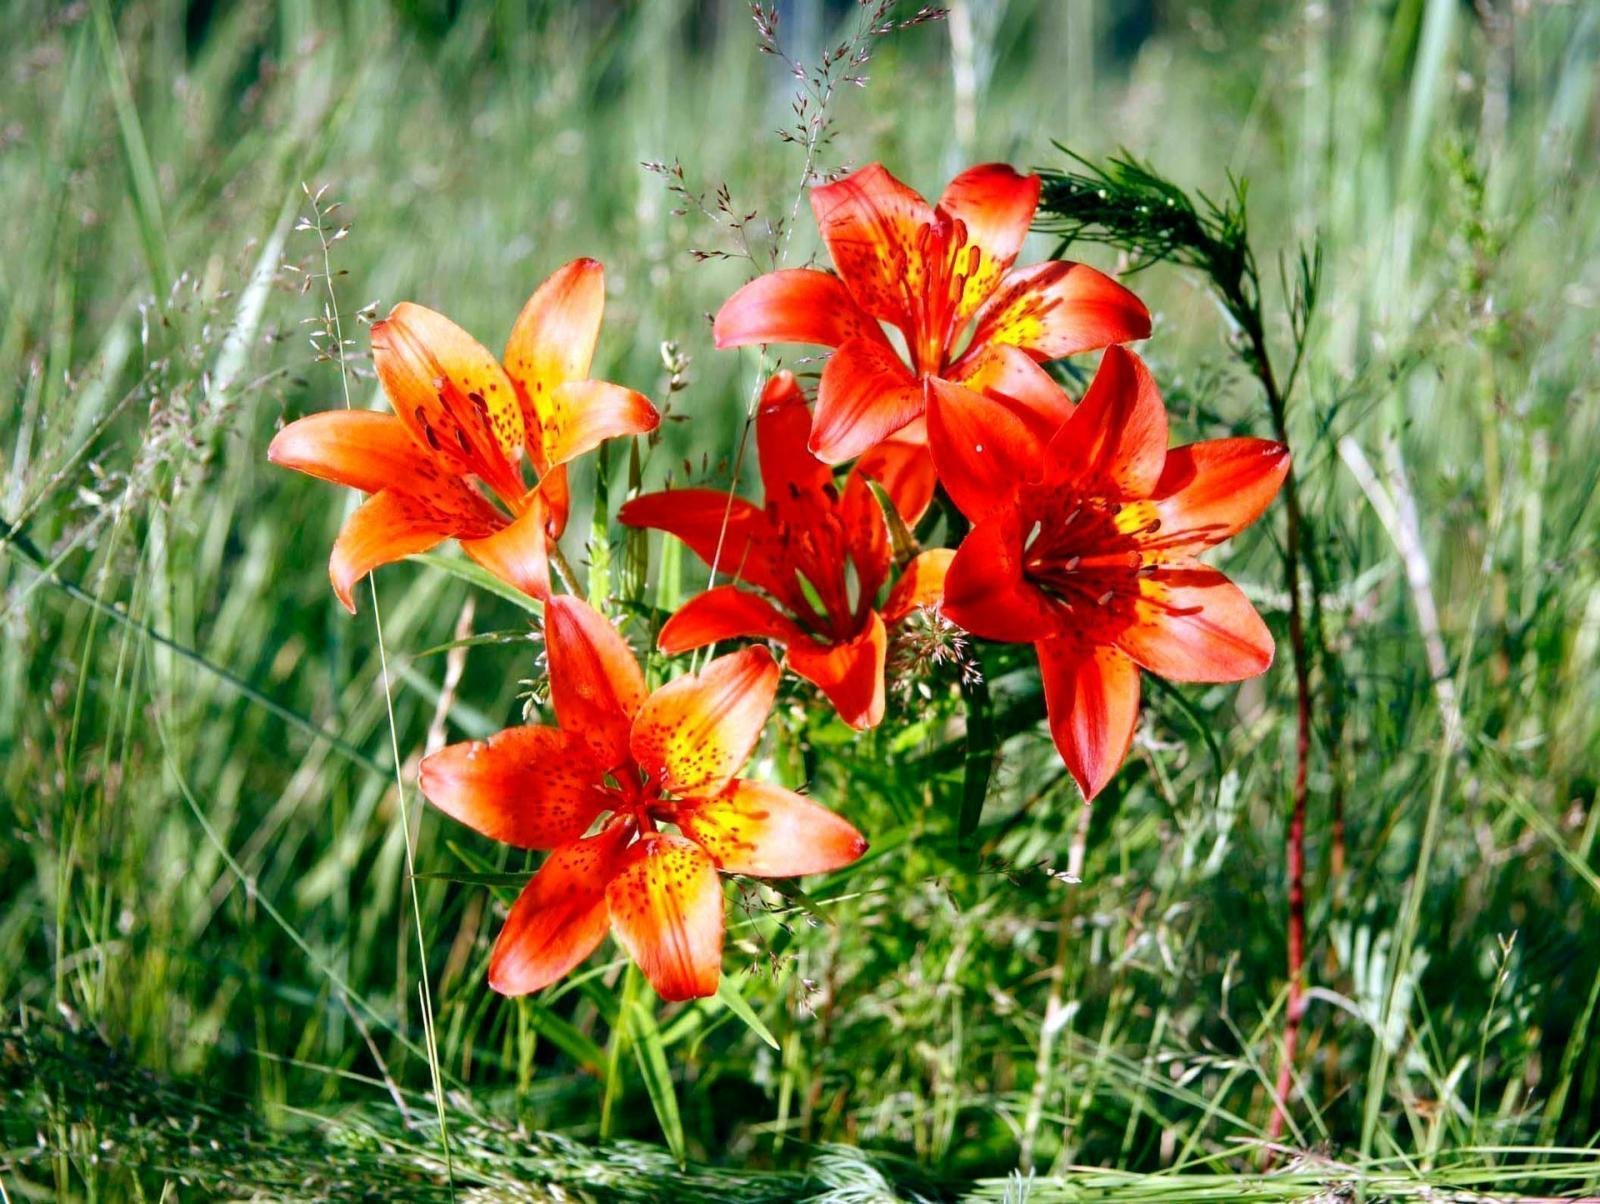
left=411, top=551, right=546, bottom=616
left=957, top=666, right=995, bottom=852
left=628, top=994, right=687, bottom=1167
left=716, top=975, right=780, bottom=1051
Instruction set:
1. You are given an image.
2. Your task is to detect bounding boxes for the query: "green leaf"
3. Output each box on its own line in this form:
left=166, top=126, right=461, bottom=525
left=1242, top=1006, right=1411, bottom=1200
left=395, top=662, right=497, bottom=739
left=627, top=994, right=686, bottom=1166
left=589, top=437, right=612, bottom=606
left=865, top=477, right=918, bottom=569
left=92, top=0, right=174, bottom=302
left=559, top=973, right=616, bottom=1028
left=622, top=437, right=648, bottom=599
left=957, top=666, right=995, bottom=852
left=410, top=551, right=545, bottom=615
left=716, top=975, right=779, bottom=1050
left=424, top=841, right=532, bottom=898
left=1146, top=675, right=1227, bottom=809
left=523, top=1003, right=605, bottom=1076
left=657, top=998, right=710, bottom=1049
left=410, top=870, right=531, bottom=888
left=763, top=877, right=828, bottom=924
left=598, top=967, right=634, bottom=1139
left=409, top=629, right=538, bottom=659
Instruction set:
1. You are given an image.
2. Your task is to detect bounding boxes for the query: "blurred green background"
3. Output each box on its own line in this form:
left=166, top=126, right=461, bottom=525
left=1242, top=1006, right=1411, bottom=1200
left=2, top=0, right=1598, bottom=1198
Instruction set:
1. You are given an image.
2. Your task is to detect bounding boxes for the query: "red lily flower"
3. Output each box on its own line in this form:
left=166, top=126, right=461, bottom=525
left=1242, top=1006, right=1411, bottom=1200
left=712, top=162, right=1152, bottom=501
left=268, top=259, right=658, bottom=610
left=617, top=372, right=952, bottom=730
left=930, top=345, right=1289, bottom=801
left=418, top=595, right=867, bottom=1001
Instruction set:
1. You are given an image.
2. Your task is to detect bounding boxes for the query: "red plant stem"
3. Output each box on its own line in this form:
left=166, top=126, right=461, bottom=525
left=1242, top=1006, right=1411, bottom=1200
left=1329, top=779, right=1347, bottom=885
left=1252, top=333, right=1313, bottom=1146
left=1270, top=531, right=1311, bottom=1143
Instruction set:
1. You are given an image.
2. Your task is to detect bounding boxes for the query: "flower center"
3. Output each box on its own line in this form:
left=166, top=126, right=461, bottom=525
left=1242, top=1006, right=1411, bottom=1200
left=1020, top=492, right=1158, bottom=616
left=908, top=214, right=983, bottom=377
left=597, top=767, right=677, bottom=834
left=766, top=500, right=877, bottom=643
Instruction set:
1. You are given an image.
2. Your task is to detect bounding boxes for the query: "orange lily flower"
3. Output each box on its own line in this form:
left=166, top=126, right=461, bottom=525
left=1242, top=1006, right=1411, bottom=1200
left=617, top=372, right=952, bottom=730
left=418, top=595, right=867, bottom=1001
left=268, top=259, right=658, bottom=611
left=713, top=162, right=1152, bottom=513
left=930, top=346, right=1289, bottom=801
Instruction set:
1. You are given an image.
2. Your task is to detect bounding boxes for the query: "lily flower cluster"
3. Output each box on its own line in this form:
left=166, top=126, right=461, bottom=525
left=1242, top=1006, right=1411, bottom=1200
left=270, top=162, right=1288, bottom=1002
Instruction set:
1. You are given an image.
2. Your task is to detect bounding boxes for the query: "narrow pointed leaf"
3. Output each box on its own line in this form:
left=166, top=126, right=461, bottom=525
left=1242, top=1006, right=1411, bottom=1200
left=627, top=995, right=687, bottom=1166
left=717, top=976, right=780, bottom=1050
left=957, top=667, right=996, bottom=853
left=411, top=551, right=546, bottom=615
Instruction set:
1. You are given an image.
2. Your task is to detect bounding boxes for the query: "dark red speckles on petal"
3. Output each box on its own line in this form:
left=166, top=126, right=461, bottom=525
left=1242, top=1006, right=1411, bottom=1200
left=370, top=302, right=525, bottom=501
left=487, top=818, right=631, bottom=996
left=328, top=488, right=498, bottom=613
left=628, top=646, right=780, bottom=796
left=417, top=724, right=605, bottom=850
left=544, top=596, right=648, bottom=768
left=678, top=779, right=867, bottom=879
left=604, top=832, right=724, bottom=1002
left=810, top=163, right=935, bottom=337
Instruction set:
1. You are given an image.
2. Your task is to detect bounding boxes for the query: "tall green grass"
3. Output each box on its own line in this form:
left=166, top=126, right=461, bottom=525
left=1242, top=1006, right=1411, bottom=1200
left=2, top=0, right=1598, bottom=1198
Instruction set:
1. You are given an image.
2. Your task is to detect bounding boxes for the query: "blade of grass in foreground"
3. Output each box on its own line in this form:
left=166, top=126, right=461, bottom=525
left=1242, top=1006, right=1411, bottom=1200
left=629, top=990, right=688, bottom=1167
left=149, top=706, right=448, bottom=1075
left=410, top=551, right=546, bottom=616
left=0, top=525, right=386, bottom=777
left=301, top=182, right=455, bottom=1189
left=90, top=0, right=174, bottom=304
left=717, top=975, right=781, bottom=1051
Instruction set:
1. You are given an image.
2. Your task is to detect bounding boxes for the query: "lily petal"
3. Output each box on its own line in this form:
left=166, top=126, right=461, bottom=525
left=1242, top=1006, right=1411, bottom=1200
left=658, top=586, right=802, bottom=655
left=882, top=548, right=955, bottom=622
left=926, top=377, right=1043, bottom=523
left=811, top=336, right=926, bottom=465
left=488, top=819, right=631, bottom=996
left=756, top=371, right=834, bottom=507
left=329, top=488, right=496, bottom=614
left=810, top=162, right=935, bottom=332
left=605, top=833, right=724, bottom=1001
left=948, top=342, right=1077, bottom=445
left=418, top=725, right=603, bottom=849
left=544, top=596, right=648, bottom=768
left=679, top=779, right=867, bottom=878
left=1036, top=639, right=1142, bottom=801
left=537, top=461, right=572, bottom=538
left=268, top=410, right=434, bottom=494
left=1117, top=564, right=1275, bottom=682
left=785, top=614, right=887, bottom=730
left=714, top=269, right=884, bottom=350
left=618, top=489, right=781, bottom=595
left=942, top=511, right=1065, bottom=642
left=855, top=423, right=937, bottom=527
left=937, top=163, right=1040, bottom=321
left=504, top=258, right=604, bottom=462
left=969, top=260, right=1151, bottom=361
left=630, top=646, right=779, bottom=796
left=1147, top=438, right=1290, bottom=555
left=460, top=490, right=551, bottom=600
left=1046, top=346, right=1167, bottom=497
left=839, top=473, right=892, bottom=603
left=371, top=302, right=525, bottom=501
left=542, top=379, right=659, bottom=469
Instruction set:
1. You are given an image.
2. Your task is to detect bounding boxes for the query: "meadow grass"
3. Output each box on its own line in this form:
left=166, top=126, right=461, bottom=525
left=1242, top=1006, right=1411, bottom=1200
left=2, top=0, right=1598, bottom=1198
